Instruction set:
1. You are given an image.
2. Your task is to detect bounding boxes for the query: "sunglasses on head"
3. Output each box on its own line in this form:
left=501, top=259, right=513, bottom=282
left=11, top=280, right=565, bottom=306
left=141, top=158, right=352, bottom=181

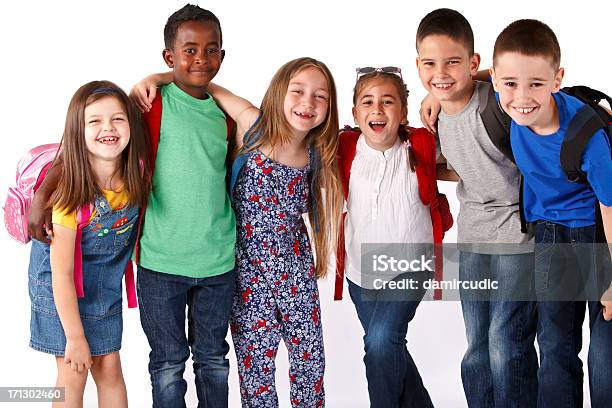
left=355, top=66, right=403, bottom=82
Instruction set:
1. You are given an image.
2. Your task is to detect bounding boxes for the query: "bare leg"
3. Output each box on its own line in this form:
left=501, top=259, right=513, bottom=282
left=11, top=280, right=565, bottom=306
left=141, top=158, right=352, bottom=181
left=54, top=356, right=88, bottom=408
left=90, top=352, right=128, bottom=408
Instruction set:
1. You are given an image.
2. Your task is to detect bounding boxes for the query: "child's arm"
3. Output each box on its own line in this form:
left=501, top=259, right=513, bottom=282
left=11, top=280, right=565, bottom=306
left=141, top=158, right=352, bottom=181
left=436, top=153, right=459, bottom=182
left=50, top=224, right=93, bottom=372
left=28, top=164, right=61, bottom=243
left=129, top=72, right=174, bottom=113
left=600, top=203, right=612, bottom=320
left=207, top=83, right=261, bottom=150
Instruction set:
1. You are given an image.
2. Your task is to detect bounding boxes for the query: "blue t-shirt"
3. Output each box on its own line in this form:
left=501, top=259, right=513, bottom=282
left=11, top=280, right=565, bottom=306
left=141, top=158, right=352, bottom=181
left=509, top=91, right=612, bottom=227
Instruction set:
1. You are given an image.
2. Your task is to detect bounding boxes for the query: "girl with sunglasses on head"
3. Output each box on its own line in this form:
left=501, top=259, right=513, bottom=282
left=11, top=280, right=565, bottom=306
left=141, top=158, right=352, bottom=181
left=130, top=57, right=342, bottom=407
left=334, top=67, right=452, bottom=408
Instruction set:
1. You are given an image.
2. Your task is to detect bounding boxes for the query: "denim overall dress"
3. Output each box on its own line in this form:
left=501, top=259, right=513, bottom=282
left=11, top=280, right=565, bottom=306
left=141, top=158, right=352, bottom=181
left=28, top=194, right=138, bottom=356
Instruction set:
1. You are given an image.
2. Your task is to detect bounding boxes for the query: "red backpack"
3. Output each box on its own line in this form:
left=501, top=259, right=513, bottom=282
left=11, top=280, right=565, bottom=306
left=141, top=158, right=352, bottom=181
left=334, top=127, right=453, bottom=300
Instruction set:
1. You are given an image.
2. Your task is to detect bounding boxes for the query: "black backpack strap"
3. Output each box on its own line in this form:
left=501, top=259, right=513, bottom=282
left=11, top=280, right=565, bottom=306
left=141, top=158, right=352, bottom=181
left=477, top=81, right=514, bottom=162
left=560, top=104, right=607, bottom=184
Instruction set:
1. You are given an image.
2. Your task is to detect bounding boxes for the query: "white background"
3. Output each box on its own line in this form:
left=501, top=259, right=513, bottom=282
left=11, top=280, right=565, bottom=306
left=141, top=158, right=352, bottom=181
left=0, top=1, right=609, bottom=407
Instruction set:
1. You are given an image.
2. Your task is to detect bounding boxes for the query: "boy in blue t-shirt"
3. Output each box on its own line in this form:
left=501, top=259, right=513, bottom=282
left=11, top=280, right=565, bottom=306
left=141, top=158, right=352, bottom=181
left=491, top=19, right=612, bottom=408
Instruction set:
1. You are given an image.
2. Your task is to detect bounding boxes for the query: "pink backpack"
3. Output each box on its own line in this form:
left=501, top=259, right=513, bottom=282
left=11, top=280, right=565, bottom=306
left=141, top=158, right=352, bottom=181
left=4, top=144, right=60, bottom=243
left=3, top=144, right=137, bottom=308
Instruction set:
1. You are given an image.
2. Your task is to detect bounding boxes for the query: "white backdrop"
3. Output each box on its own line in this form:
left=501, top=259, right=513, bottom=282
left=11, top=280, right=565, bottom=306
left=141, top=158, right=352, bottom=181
left=0, top=1, right=609, bottom=407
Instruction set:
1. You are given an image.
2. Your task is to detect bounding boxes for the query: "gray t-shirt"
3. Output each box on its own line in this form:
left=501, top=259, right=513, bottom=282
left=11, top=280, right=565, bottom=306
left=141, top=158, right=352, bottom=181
left=438, top=81, right=533, bottom=254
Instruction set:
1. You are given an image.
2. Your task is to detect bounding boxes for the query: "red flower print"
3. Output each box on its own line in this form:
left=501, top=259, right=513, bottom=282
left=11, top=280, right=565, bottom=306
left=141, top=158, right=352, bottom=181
left=293, top=240, right=300, bottom=256
left=243, top=355, right=252, bottom=370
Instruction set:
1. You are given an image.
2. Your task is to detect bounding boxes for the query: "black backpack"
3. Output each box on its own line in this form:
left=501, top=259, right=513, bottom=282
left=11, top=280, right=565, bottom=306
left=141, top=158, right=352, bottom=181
left=477, top=82, right=612, bottom=243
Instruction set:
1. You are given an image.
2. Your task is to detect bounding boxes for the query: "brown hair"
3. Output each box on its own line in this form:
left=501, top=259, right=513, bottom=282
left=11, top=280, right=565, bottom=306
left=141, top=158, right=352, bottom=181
left=50, top=81, right=151, bottom=214
left=493, top=19, right=561, bottom=69
left=352, top=72, right=418, bottom=169
left=416, top=8, right=474, bottom=55
left=245, top=57, right=342, bottom=279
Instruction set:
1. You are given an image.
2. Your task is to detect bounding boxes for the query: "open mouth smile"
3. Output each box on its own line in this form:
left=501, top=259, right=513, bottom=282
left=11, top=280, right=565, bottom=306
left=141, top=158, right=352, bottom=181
left=369, top=121, right=387, bottom=132
left=96, top=136, right=119, bottom=144
left=294, top=111, right=315, bottom=119
left=512, top=106, right=537, bottom=114
left=432, top=83, right=454, bottom=90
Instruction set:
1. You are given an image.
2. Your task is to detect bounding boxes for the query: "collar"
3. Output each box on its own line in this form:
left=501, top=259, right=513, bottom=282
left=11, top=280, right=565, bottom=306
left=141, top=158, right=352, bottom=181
left=357, top=134, right=402, bottom=162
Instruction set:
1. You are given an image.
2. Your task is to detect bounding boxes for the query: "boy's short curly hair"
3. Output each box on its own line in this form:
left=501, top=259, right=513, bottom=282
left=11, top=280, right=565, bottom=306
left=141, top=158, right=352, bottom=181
left=493, top=19, right=560, bottom=70
left=416, top=8, right=474, bottom=55
left=164, top=4, right=222, bottom=49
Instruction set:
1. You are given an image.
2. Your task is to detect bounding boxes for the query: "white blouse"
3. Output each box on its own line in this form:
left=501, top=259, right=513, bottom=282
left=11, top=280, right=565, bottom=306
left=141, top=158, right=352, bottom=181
left=344, top=135, right=434, bottom=287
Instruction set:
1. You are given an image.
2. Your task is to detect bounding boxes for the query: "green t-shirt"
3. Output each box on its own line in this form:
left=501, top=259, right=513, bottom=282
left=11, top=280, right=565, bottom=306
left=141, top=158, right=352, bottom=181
left=138, top=83, right=236, bottom=277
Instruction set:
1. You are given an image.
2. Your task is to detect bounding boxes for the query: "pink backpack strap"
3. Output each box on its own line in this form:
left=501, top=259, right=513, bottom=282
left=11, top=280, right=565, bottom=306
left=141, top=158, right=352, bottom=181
left=74, top=203, right=138, bottom=308
left=124, top=261, right=137, bottom=308
left=74, top=204, right=93, bottom=298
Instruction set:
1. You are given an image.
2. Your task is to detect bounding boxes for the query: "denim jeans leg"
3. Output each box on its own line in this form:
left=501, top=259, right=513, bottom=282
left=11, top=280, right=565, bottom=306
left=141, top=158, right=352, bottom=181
left=188, top=270, right=235, bottom=408
left=137, top=266, right=191, bottom=408
left=488, top=254, right=537, bottom=408
left=534, top=222, right=588, bottom=407
left=587, top=301, right=612, bottom=408
left=348, top=277, right=433, bottom=408
left=459, top=251, right=494, bottom=408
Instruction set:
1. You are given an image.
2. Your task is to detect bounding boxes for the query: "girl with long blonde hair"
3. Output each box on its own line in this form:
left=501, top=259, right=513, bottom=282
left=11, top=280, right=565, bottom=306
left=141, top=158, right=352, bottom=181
left=131, top=57, right=342, bottom=407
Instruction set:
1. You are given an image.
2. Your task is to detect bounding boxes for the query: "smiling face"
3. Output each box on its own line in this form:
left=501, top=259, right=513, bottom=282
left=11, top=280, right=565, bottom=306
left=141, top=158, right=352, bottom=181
left=283, top=67, right=330, bottom=139
left=352, top=77, right=407, bottom=151
left=416, top=34, right=480, bottom=113
left=492, top=52, right=564, bottom=134
left=84, top=96, right=130, bottom=166
left=163, top=20, right=224, bottom=99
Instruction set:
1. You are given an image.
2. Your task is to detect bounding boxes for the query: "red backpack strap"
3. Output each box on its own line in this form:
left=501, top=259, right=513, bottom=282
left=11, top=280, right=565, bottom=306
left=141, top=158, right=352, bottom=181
left=134, top=95, right=162, bottom=266
left=408, top=127, right=450, bottom=300
left=334, top=129, right=360, bottom=300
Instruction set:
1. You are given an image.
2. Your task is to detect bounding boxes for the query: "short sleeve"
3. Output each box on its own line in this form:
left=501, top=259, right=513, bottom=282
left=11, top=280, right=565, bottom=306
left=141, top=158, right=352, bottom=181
left=581, top=130, right=612, bottom=206
left=52, top=207, right=78, bottom=230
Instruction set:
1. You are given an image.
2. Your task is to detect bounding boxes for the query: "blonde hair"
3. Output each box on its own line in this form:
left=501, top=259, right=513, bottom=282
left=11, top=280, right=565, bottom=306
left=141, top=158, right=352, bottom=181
left=245, top=57, right=342, bottom=279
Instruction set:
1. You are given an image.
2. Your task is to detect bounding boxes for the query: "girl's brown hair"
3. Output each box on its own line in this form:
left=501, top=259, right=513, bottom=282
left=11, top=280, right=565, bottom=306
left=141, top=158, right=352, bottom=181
left=245, top=57, right=342, bottom=279
left=50, top=80, right=151, bottom=213
left=353, top=72, right=418, bottom=169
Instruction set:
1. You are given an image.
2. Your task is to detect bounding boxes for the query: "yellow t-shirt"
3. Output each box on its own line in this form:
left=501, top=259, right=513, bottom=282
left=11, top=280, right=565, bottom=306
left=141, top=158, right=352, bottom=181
left=52, top=190, right=129, bottom=230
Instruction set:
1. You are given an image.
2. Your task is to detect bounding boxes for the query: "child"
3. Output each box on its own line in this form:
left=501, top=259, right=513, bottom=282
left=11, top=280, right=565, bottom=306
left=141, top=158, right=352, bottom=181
left=30, top=5, right=238, bottom=408
left=133, top=57, right=342, bottom=407
left=337, top=69, right=443, bottom=407
left=415, top=8, right=537, bottom=407
left=490, top=19, right=612, bottom=407
left=28, top=80, right=150, bottom=407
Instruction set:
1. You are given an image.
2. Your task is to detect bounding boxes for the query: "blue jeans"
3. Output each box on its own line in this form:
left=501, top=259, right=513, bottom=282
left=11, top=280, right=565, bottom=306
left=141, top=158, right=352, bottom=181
left=534, top=221, right=612, bottom=408
left=347, top=273, right=433, bottom=408
left=137, top=266, right=236, bottom=408
left=459, top=251, right=538, bottom=408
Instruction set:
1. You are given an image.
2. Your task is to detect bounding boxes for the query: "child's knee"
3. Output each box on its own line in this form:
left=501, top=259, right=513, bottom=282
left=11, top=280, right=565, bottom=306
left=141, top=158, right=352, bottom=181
left=90, top=353, right=125, bottom=387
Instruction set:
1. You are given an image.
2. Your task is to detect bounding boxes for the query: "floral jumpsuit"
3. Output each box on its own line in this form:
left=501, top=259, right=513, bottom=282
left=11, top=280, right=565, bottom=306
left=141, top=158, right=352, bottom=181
left=231, top=151, right=325, bottom=407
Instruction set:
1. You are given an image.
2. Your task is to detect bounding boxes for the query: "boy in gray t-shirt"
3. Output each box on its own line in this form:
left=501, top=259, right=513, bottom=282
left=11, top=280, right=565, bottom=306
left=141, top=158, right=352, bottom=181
left=416, top=9, right=537, bottom=408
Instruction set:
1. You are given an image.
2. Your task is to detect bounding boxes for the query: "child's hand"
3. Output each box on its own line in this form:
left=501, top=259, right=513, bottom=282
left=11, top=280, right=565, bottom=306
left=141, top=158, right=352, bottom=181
left=129, top=75, right=159, bottom=113
left=64, top=336, right=92, bottom=373
left=28, top=189, right=53, bottom=243
left=420, top=94, right=441, bottom=134
left=602, top=285, right=612, bottom=321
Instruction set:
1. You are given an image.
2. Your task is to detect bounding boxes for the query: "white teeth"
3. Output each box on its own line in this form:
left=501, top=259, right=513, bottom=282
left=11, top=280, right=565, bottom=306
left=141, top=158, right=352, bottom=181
left=295, top=111, right=313, bottom=118
left=514, top=107, right=536, bottom=114
left=369, top=121, right=386, bottom=125
left=433, top=83, right=453, bottom=89
left=97, top=136, right=118, bottom=143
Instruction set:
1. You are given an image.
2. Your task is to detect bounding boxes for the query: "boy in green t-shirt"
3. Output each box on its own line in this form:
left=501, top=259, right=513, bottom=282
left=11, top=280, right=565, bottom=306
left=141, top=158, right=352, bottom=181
left=30, top=5, right=237, bottom=407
